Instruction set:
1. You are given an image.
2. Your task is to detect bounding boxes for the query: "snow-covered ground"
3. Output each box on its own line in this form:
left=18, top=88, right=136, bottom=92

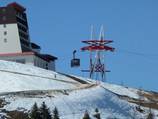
left=3, top=86, right=143, bottom=119
left=0, top=60, right=157, bottom=119
left=0, top=60, right=80, bottom=93
left=101, top=82, right=139, bottom=99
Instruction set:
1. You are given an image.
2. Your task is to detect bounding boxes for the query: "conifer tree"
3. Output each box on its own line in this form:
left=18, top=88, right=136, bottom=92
left=93, top=108, right=101, bottom=119
left=52, top=107, right=60, bottom=119
left=147, top=113, right=154, bottom=119
left=82, top=110, right=91, bottom=119
left=29, top=102, right=41, bottom=119
left=147, top=108, right=154, bottom=119
left=39, top=102, right=52, bottom=119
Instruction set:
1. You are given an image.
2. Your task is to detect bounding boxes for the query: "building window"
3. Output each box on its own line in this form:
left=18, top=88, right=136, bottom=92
left=2, top=16, right=6, bottom=21
left=46, top=63, right=48, bottom=70
left=15, top=59, right=25, bottom=64
left=3, top=24, right=6, bottom=28
left=4, top=31, right=7, bottom=35
left=4, top=38, right=7, bottom=43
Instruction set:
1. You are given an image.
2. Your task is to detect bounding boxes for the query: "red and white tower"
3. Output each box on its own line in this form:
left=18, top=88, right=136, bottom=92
left=81, top=26, right=114, bottom=81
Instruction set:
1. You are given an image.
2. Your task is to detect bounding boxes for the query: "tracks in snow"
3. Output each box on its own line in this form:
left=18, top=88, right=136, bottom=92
left=0, top=68, right=98, bottom=98
left=0, top=83, right=98, bottom=98
left=0, top=69, right=79, bottom=85
left=59, top=73, right=88, bottom=84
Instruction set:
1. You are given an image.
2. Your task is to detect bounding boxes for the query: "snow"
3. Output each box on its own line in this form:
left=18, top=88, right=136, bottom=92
left=0, top=60, right=157, bottom=119
left=0, top=60, right=79, bottom=93
left=3, top=86, right=143, bottom=119
left=72, top=75, right=140, bottom=99
left=101, top=82, right=139, bottom=99
left=0, top=60, right=78, bottom=83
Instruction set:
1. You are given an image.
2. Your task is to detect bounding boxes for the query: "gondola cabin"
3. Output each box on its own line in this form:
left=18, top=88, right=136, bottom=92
left=71, top=58, right=80, bottom=67
left=71, top=50, right=80, bottom=67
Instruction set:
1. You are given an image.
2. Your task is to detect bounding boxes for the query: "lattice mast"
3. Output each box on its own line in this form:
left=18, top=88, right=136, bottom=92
left=81, top=26, right=114, bottom=81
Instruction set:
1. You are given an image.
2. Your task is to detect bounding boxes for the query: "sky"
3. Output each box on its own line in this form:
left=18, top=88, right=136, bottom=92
left=1, top=0, right=158, bottom=91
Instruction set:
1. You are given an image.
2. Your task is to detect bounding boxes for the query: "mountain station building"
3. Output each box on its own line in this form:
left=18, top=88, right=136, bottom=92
left=0, top=2, right=57, bottom=71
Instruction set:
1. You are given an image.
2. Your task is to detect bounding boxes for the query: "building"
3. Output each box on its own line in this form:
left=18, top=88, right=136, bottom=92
left=0, top=2, right=57, bottom=70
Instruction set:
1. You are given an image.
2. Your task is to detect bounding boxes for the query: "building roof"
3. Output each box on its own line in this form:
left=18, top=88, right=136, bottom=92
left=39, top=54, right=58, bottom=61
left=31, top=43, right=41, bottom=49
left=0, top=52, right=57, bottom=62
left=0, top=52, right=34, bottom=57
left=7, top=2, right=26, bottom=12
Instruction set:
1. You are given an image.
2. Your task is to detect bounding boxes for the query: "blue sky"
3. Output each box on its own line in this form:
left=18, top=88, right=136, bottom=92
left=1, top=0, right=158, bottom=91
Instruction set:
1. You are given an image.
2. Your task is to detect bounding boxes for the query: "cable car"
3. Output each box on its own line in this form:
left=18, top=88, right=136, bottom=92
left=71, top=50, right=80, bottom=67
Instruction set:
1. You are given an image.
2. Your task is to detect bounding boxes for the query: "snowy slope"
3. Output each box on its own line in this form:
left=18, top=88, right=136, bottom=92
left=0, top=60, right=157, bottom=119
left=3, top=86, right=143, bottom=119
left=101, top=82, right=139, bottom=99
left=0, top=60, right=80, bottom=93
left=73, top=75, right=140, bottom=99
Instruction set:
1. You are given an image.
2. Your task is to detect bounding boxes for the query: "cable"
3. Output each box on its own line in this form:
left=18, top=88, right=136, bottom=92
left=117, top=48, right=158, bottom=57
left=115, top=48, right=158, bottom=62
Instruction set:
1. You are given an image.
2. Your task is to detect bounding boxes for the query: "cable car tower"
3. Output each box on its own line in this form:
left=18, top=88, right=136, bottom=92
left=81, top=26, right=114, bottom=81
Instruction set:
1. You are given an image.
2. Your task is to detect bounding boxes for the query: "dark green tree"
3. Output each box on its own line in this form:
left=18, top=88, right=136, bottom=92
left=39, top=102, right=52, bottom=119
left=147, top=109, right=154, bottom=119
left=147, top=113, right=154, bottom=119
left=93, top=108, right=101, bottom=119
left=29, top=102, right=41, bottom=119
left=83, top=110, right=91, bottom=119
left=52, top=107, right=60, bottom=119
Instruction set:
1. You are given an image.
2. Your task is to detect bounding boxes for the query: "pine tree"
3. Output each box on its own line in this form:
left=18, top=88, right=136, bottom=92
left=29, top=102, right=41, bottom=119
left=147, top=108, right=154, bottom=119
left=52, top=107, right=60, bottom=119
left=93, top=108, right=101, bottom=119
left=147, top=113, right=154, bottom=119
left=39, top=102, right=52, bottom=119
left=82, top=110, right=91, bottom=119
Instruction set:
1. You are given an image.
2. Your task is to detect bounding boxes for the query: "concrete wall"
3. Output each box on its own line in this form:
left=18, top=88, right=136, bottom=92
left=33, top=55, right=48, bottom=69
left=0, top=54, right=56, bottom=71
left=33, top=56, right=56, bottom=71
left=0, top=23, right=22, bottom=53
left=0, top=55, right=34, bottom=65
left=48, top=61, right=56, bottom=71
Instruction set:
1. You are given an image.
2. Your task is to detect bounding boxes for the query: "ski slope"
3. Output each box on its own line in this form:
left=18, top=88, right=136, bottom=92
left=0, top=60, right=157, bottom=119
left=3, top=86, right=143, bottom=119
left=0, top=60, right=80, bottom=93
